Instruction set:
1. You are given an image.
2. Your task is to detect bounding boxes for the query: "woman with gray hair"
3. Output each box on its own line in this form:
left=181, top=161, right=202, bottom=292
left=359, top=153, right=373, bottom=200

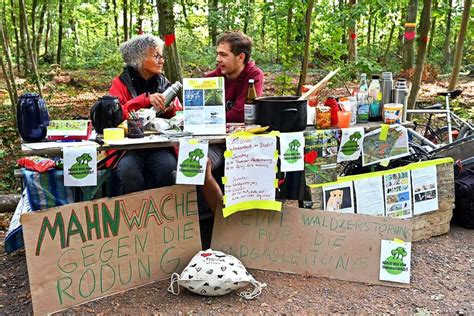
left=109, top=34, right=179, bottom=194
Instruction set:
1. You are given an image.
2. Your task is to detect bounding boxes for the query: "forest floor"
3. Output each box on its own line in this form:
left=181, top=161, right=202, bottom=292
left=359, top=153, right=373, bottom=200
left=0, top=69, right=473, bottom=314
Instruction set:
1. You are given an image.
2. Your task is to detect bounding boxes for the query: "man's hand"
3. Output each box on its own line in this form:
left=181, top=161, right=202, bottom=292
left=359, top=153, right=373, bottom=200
left=149, top=93, right=166, bottom=111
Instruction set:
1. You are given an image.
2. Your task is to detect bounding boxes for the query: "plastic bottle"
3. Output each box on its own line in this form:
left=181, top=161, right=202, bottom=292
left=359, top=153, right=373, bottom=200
left=356, top=92, right=369, bottom=123
left=359, top=73, right=369, bottom=92
left=324, top=96, right=339, bottom=127
left=244, top=79, right=257, bottom=124
left=368, top=74, right=382, bottom=121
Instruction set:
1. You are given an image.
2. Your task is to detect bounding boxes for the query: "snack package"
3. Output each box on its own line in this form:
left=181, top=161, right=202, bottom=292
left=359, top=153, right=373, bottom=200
left=17, top=156, right=56, bottom=172
left=168, top=249, right=266, bottom=299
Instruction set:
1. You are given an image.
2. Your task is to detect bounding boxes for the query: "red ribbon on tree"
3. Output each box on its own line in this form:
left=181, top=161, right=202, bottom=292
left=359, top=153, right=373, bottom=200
left=350, top=33, right=357, bottom=40
left=404, top=31, right=416, bottom=41
left=164, top=34, right=176, bottom=46
left=421, top=36, right=429, bottom=43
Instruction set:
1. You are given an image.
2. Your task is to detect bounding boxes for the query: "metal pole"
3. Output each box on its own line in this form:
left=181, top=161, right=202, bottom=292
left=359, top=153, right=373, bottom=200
left=445, top=94, right=453, bottom=143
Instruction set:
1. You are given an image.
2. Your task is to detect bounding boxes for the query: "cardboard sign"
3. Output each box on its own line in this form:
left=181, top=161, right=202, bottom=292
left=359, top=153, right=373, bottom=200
left=21, top=185, right=201, bottom=315
left=211, top=207, right=412, bottom=286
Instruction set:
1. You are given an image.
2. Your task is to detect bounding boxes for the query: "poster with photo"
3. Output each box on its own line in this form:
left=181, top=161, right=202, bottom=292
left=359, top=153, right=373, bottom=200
left=384, top=171, right=412, bottom=218
left=362, top=124, right=410, bottom=166
left=337, top=127, right=364, bottom=162
left=354, top=176, right=385, bottom=216
left=304, top=130, right=340, bottom=186
left=279, top=132, right=305, bottom=172
left=379, top=240, right=412, bottom=284
left=183, top=77, right=226, bottom=135
left=176, top=139, right=209, bottom=185
left=412, top=166, right=439, bottom=215
left=322, top=181, right=355, bottom=213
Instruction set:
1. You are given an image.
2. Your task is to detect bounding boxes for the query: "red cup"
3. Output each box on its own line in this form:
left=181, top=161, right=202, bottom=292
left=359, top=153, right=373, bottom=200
left=337, top=111, right=351, bottom=128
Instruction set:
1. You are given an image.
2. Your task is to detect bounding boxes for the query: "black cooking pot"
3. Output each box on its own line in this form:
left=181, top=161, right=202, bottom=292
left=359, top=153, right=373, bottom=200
left=255, top=96, right=307, bottom=132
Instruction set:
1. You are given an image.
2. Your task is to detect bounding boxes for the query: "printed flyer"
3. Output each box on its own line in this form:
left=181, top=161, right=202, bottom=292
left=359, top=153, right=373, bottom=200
left=337, top=127, right=364, bottom=162
left=63, top=146, right=97, bottom=186
left=353, top=176, right=385, bottom=216
left=379, top=239, right=412, bottom=284
left=176, top=139, right=209, bottom=185
left=322, top=181, right=355, bottom=213
left=384, top=171, right=412, bottom=218
left=183, top=77, right=226, bottom=135
left=304, top=129, right=340, bottom=186
left=412, top=165, right=439, bottom=215
left=362, top=124, right=409, bottom=166
left=279, top=132, right=305, bottom=172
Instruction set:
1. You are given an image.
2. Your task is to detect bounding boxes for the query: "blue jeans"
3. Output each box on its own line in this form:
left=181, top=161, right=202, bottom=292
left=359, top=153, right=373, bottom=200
left=116, top=148, right=177, bottom=194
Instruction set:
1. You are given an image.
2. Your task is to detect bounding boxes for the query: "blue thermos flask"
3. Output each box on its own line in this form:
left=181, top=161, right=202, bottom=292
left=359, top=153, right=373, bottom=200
left=17, top=93, right=50, bottom=142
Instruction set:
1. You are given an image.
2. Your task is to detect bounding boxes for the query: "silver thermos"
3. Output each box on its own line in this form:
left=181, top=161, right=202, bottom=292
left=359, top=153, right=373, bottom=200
left=381, top=72, right=394, bottom=107
left=393, top=78, right=410, bottom=122
left=162, top=81, right=183, bottom=107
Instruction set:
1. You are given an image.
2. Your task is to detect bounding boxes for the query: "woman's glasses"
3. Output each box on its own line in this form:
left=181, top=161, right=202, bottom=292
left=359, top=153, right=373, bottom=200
left=154, top=54, right=165, bottom=61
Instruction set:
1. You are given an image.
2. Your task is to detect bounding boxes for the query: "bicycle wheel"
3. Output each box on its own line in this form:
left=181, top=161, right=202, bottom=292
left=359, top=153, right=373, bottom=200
left=433, top=126, right=460, bottom=144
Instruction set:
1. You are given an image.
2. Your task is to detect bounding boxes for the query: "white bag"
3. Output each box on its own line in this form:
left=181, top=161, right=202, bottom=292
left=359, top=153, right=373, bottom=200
left=168, top=249, right=266, bottom=299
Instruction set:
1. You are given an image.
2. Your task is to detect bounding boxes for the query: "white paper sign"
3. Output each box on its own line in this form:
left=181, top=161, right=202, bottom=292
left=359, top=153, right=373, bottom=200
left=176, top=139, right=209, bottom=185
left=379, top=240, right=411, bottom=284
left=322, top=181, right=355, bottom=213
left=384, top=171, right=412, bottom=219
left=224, top=135, right=277, bottom=208
left=412, top=166, right=439, bottom=215
left=183, top=77, right=226, bottom=135
left=354, top=176, right=385, bottom=216
left=63, top=146, right=97, bottom=186
left=337, top=127, right=364, bottom=162
left=279, top=132, right=305, bottom=172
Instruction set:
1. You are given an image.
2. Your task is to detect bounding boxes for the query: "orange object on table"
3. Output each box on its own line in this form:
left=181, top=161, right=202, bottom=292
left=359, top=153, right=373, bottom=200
left=337, top=111, right=351, bottom=128
left=316, top=106, right=331, bottom=129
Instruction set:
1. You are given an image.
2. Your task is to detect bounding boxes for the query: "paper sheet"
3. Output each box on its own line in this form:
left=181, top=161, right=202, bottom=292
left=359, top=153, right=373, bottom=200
left=279, top=132, right=305, bottom=172
left=304, top=130, right=339, bottom=186
left=322, top=181, right=355, bottom=213
left=362, top=124, right=409, bottom=166
left=176, top=139, right=209, bottom=185
left=379, top=239, right=411, bottom=284
left=63, top=146, right=97, bottom=186
left=354, top=176, right=385, bottom=216
left=337, top=127, right=364, bottom=162
left=223, top=133, right=280, bottom=217
left=412, top=165, right=439, bottom=215
left=384, top=171, right=412, bottom=218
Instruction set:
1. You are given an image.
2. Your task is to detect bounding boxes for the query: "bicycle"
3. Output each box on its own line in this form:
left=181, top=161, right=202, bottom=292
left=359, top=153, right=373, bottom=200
left=407, top=89, right=473, bottom=145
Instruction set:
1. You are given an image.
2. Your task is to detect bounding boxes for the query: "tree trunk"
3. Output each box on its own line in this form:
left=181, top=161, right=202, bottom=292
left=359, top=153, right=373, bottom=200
left=123, top=0, right=129, bottom=41
left=296, top=0, right=315, bottom=95
left=19, top=0, right=42, bottom=97
left=112, top=0, right=119, bottom=46
left=381, top=21, right=396, bottom=64
left=243, top=0, right=249, bottom=34
left=179, top=0, right=189, bottom=26
left=18, top=0, right=29, bottom=72
left=286, top=3, right=293, bottom=48
left=442, top=0, right=453, bottom=67
left=403, top=0, right=418, bottom=70
left=44, top=10, right=52, bottom=56
left=347, top=0, right=357, bottom=62
left=407, top=0, right=432, bottom=112
left=427, top=0, right=437, bottom=58
left=138, top=0, right=145, bottom=33
left=129, top=1, right=133, bottom=38
left=56, top=0, right=63, bottom=65
left=35, top=2, right=48, bottom=58
left=208, top=0, right=218, bottom=46
left=157, top=0, right=182, bottom=85
left=448, top=0, right=471, bottom=90
left=31, top=0, right=38, bottom=59
left=0, top=17, right=18, bottom=117
left=367, top=7, right=372, bottom=58
left=261, top=0, right=267, bottom=43
left=9, top=0, right=21, bottom=74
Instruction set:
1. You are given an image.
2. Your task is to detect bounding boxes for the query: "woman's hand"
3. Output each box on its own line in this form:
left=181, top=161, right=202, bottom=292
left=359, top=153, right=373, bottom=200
left=149, top=93, right=166, bottom=111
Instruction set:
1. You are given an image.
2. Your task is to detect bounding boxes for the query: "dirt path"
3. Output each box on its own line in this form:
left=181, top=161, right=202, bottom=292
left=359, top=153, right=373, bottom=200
left=1, top=225, right=472, bottom=314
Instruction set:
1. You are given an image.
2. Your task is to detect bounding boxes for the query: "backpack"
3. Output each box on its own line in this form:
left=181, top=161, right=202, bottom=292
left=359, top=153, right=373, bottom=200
left=17, top=93, right=50, bottom=142
left=90, top=95, right=123, bottom=133
left=453, top=160, right=474, bottom=229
